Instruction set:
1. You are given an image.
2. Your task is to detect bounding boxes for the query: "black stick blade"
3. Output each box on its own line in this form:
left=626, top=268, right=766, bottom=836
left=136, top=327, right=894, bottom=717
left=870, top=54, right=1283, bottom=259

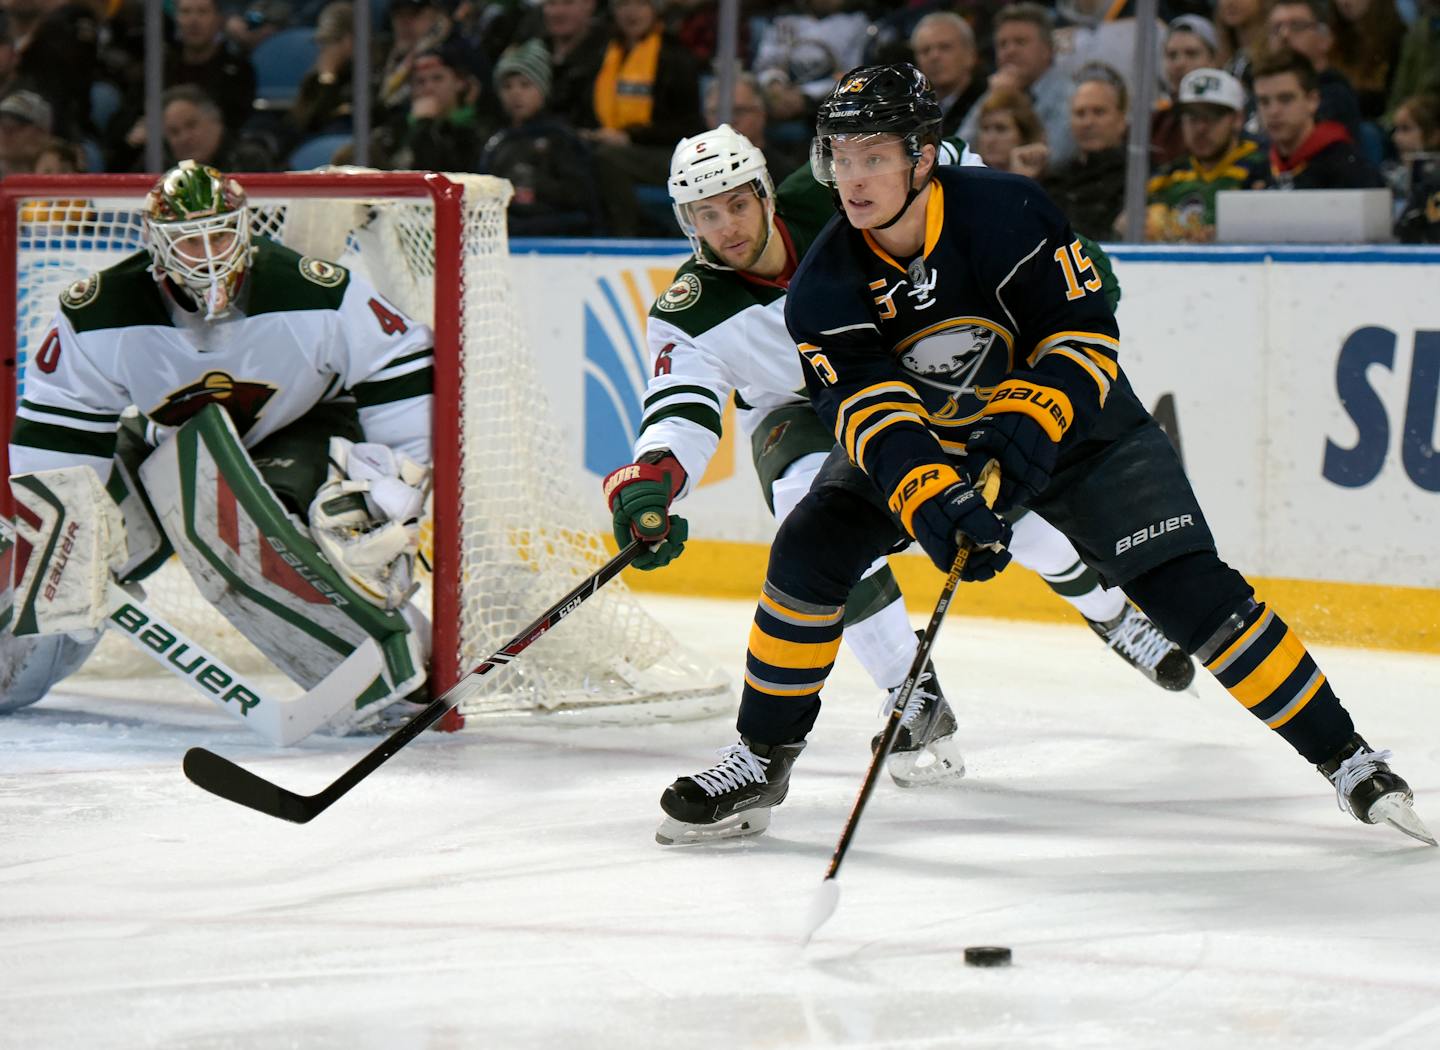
left=183, top=748, right=321, bottom=824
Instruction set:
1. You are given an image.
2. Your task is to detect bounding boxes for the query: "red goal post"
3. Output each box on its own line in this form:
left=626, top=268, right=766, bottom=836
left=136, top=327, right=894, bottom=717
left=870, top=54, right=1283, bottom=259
left=0, top=171, right=731, bottom=726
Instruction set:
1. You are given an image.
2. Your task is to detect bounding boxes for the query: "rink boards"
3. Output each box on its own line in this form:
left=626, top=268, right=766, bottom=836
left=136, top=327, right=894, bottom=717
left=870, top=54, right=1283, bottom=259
left=508, top=241, right=1440, bottom=653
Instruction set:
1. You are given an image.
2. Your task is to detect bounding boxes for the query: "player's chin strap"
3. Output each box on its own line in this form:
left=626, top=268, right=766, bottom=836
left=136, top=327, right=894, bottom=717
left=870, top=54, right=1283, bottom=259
left=872, top=162, right=929, bottom=231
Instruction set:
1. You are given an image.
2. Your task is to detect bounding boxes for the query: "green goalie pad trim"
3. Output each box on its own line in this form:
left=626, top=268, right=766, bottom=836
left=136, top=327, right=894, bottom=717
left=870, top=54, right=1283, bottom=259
left=0, top=518, right=16, bottom=632
left=105, top=449, right=175, bottom=585
left=10, top=418, right=117, bottom=460
left=640, top=401, right=724, bottom=438
left=177, top=405, right=420, bottom=693
left=352, top=366, right=434, bottom=408
left=10, top=474, right=67, bottom=637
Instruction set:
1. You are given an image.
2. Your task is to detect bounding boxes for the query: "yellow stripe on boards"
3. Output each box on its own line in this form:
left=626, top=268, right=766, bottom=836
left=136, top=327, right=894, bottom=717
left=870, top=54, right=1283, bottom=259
left=604, top=536, right=1440, bottom=654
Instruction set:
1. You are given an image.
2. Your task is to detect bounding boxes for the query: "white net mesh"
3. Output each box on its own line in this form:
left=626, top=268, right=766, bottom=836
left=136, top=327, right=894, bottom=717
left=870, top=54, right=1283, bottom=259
left=7, top=173, right=731, bottom=725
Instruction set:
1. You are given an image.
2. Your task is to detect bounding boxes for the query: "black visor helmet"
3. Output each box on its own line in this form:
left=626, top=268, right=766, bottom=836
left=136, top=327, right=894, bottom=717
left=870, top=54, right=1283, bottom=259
left=812, top=64, right=943, bottom=228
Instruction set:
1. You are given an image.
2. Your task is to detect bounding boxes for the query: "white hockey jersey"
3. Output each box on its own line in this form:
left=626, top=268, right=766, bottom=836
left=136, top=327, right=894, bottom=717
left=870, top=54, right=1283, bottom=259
left=10, top=238, right=435, bottom=480
left=634, top=144, right=983, bottom=498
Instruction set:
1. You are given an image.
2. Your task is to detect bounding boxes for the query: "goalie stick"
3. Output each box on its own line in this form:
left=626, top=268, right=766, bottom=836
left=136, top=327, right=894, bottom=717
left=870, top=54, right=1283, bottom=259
left=803, top=464, right=1001, bottom=944
left=183, top=538, right=646, bottom=822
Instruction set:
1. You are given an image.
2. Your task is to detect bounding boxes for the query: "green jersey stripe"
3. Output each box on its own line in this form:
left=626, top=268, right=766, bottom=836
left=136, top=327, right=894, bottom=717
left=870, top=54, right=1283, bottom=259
left=641, top=401, right=723, bottom=438
left=352, top=366, right=434, bottom=408
left=11, top=418, right=118, bottom=459
left=19, top=399, right=121, bottom=424
left=644, top=383, right=721, bottom=409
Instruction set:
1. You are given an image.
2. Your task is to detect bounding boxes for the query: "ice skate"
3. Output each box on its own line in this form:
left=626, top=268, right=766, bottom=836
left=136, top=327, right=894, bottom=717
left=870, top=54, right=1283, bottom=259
left=871, top=652, right=964, bottom=788
left=1319, top=734, right=1437, bottom=846
left=1088, top=604, right=1195, bottom=692
left=656, top=738, right=805, bottom=845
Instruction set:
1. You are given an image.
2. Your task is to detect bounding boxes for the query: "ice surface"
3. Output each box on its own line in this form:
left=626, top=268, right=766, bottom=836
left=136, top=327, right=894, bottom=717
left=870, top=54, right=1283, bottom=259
left=3, top=595, right=1438, bottom=1050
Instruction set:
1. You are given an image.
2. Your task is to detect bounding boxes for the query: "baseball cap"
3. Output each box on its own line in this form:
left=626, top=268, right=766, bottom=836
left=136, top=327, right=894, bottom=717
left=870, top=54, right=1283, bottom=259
left=1177, top=68, right=1246, bottom=113
left=0, top=90, right=54, bottom=132
left=1167, top=14, right=1218, bottom=53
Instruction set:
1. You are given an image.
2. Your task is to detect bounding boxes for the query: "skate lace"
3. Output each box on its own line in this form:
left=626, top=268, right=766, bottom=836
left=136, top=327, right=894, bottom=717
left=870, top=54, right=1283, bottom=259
left=690, top=743, right=768, bottom=797
left=1330, top=746, right=1393, bottom=813
left=1106, top=608, right=1173, bottom=671
left=880, top=672, right=937, bottom=728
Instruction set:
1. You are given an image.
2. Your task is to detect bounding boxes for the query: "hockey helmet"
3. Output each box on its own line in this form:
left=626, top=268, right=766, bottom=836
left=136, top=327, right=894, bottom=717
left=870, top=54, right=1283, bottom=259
left=811, top=64, right=943, bottom=228
left=144, top=160, right=254, bottom=319
left=668, top=124, right=777, bottom=270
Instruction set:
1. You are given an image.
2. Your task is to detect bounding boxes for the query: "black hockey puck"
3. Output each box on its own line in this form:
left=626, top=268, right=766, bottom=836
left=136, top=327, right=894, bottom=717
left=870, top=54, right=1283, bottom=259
left=964, top=946, right=1012, bottom=967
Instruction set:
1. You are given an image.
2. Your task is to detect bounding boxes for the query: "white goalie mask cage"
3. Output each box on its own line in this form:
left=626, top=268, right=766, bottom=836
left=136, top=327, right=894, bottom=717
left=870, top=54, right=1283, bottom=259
left=667, top=124, right=777, bottom=269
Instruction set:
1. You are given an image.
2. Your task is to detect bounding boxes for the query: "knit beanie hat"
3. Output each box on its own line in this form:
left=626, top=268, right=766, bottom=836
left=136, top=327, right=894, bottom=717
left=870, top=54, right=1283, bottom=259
left=494, top=39, right=552, bottom=99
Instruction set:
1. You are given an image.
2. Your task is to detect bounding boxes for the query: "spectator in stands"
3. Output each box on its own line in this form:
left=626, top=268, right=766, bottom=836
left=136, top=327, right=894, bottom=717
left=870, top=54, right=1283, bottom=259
left=1267, top=0, right=1363, bottom=139
left=1215, top=0, right=1267, bottom=83
left=290, top=1, right=355, bottom=140
left=1147, top=67, right=1266, bottom=242
left=383, top=41, right=487, bottom=170
left=959, top=3, right=1077, bottom=169
left=1327, top=0, right=1405, bottom=122
left=33, top=133, right=82, bottom=172
left=0, top=87, right=51, bottom=175
left=480, top=39, right=601, bottom=235
left=5, top=0, right=99, bottom=140
left=379, top=0, right=465, bottom=121
left=1386, top=0, right=1440, bottom=118
left=579, top=0, right=700, bottom=235
left=226, top=0, right=292, bottom=54
left=1052, top=0, right=1165, bottom=102
left=1038, top=63, right=1129, bottom=239
left=167, top=0, right=259, bottom=132
left=753, top=0, right=870, bottom=124
left=161, top=84, right=277, bottom=170
left=527, top=0, right=607, bottom=129
left=974, top=87, right=1046, bottom=174
left=703, top=72, right=805, bottom=175
left=1386, top=93, right=1440, bottom=206
left=1152, top=15, right=1220, bottom=167
left=911, top=11, right=983, bottom=139
left=1253, top=48, right=1384, bottom=188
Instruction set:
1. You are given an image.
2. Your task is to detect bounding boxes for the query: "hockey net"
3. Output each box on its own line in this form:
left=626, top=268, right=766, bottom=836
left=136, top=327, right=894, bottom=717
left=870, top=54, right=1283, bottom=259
left=0, top=171, right=730, bottom=726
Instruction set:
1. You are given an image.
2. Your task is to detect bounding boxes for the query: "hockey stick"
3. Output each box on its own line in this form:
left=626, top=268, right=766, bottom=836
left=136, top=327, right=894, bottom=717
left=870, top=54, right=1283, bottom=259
left=182, top=538, right=646, bottom=823
left=803, top=464, right=1001, bottom=943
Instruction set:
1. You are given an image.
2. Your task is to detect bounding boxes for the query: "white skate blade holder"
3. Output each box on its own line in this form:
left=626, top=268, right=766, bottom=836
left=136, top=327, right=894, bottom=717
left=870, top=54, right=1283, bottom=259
left=655, top=808, right=771, bottom=846
left=1371, top=793, right=1438, bottom=847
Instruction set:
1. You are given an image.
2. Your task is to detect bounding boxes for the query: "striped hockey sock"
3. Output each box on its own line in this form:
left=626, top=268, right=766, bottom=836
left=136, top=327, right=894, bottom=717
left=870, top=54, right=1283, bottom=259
left=1201, top=602, right=1354, bottom=764
left=736, top=580, right=844, bottom=745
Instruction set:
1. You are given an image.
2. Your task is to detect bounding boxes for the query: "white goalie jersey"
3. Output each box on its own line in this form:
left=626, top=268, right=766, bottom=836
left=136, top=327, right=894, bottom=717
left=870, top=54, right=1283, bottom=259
left=9, top=238, right=435, bottom=480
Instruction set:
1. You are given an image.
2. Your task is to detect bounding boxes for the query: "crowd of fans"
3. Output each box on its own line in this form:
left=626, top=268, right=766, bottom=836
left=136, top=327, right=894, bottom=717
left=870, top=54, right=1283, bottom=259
left=0, top=0, right=1435, bottom=241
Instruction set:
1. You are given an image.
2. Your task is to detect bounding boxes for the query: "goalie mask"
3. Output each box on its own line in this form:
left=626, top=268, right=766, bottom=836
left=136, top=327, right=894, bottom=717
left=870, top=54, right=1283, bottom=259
left=144, top=160, right=254, bottom=320
left=668, top=124, right=777, bottom=271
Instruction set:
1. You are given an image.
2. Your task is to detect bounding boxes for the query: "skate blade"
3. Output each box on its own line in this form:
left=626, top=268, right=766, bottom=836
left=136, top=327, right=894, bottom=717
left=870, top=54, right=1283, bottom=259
left=887, top=737, right=966, bottom=789
left=1370, top=793, right=1439, bottom=846
left=655, top=808, right=772, bottom=846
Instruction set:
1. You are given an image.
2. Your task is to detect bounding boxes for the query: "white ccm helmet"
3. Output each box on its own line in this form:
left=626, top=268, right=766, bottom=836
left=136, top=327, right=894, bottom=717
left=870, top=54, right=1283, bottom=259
left=668, top=124, right=777, bottom=269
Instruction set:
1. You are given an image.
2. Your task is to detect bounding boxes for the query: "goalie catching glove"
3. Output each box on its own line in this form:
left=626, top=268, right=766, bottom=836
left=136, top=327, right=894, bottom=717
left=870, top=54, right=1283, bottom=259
left=602, top=450, right=688, bottom=571
left=888, top=463, right=1011, bottom=579
left=309, top=438, right=430, bottom=610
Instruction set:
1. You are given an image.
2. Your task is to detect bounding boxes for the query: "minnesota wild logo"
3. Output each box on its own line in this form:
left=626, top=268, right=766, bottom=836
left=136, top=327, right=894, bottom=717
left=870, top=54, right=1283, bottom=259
left=149, top=370, right=277, bottom=435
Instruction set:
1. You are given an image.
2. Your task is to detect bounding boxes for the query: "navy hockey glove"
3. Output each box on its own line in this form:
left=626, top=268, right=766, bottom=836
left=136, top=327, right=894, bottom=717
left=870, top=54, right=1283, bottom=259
left=890, top=464, right=1012, bottom=580
left=966, top=375, right=1070, bottom=512
left=602, top=452, right=688, bottom=571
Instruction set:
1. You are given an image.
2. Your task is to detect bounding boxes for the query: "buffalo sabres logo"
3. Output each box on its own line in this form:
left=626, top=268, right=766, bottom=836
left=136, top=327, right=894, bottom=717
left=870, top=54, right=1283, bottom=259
left=299, top=257, right=346, bottom=288
left=148, top=370, right=277, bottom=435
left=60, top=274, right=100, bottom=309
left=656, top=273, right=702, bottom=313
left=898, top=322, right=1001, bottom=395
left=838, top=74, right=869, bottom=94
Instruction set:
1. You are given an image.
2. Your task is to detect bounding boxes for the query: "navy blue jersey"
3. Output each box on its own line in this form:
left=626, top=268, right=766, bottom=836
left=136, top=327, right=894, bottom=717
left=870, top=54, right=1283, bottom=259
left=785, top=165, right=1122, bottom=512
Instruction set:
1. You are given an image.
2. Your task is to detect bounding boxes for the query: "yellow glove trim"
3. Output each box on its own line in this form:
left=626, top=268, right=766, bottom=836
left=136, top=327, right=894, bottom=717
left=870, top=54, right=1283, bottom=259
left=888, top=463, right=963, bottom=538
left=985, top=379, right=1073, bottom=442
